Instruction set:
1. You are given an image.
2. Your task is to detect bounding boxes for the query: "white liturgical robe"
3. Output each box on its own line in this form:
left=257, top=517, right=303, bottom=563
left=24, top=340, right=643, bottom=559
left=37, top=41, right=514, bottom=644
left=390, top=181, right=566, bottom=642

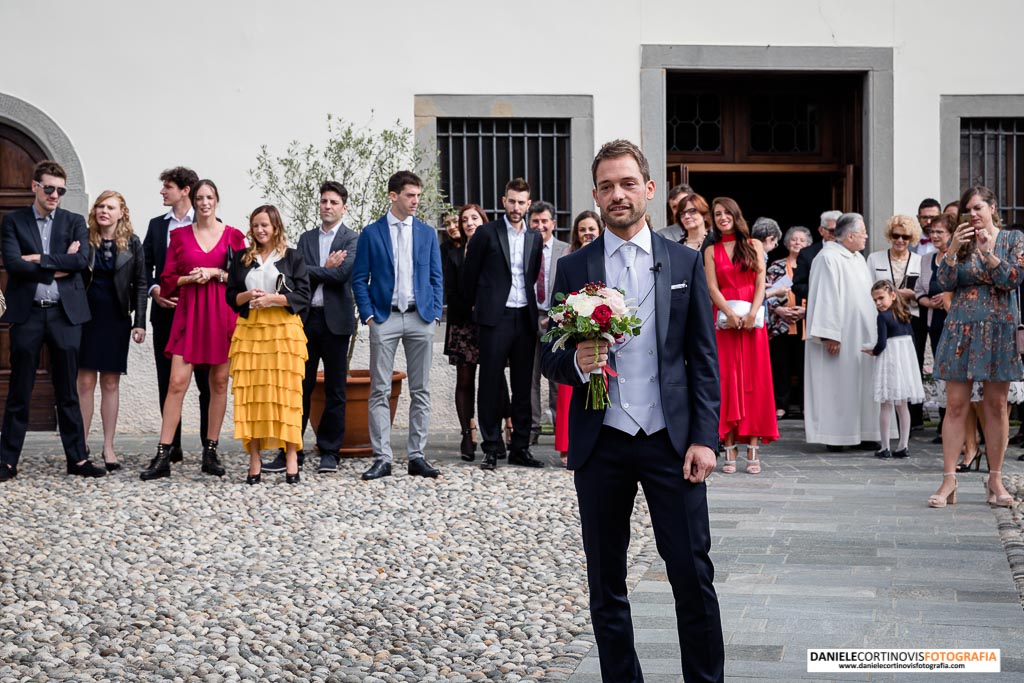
left=804, top=241, right=882, bottom=445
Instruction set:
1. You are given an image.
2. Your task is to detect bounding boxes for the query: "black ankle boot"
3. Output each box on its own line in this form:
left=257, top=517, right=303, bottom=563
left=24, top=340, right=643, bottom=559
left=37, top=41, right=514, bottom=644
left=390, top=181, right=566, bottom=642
left=201, top=438, right=225, bottom=477
left=140, top=444, right=172, bottom=481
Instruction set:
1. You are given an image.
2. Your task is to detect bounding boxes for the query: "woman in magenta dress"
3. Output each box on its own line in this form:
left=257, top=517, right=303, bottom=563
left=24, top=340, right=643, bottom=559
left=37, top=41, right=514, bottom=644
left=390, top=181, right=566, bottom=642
left=140, top=179, right=247, bottom=481
left=704, top=197, right=778, bottom=474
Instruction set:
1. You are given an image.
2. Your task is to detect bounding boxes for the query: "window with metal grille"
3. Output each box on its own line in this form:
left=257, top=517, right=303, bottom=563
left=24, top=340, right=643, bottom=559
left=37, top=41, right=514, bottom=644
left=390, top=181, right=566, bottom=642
left=436, top=118, right=572, bottom=239
left=960, top=118, right=1024, bottom=226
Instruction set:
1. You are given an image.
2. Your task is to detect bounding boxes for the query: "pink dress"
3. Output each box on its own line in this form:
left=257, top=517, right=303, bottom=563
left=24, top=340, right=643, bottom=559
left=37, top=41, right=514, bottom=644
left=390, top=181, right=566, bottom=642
left=161, top=225, right=247, bottom=365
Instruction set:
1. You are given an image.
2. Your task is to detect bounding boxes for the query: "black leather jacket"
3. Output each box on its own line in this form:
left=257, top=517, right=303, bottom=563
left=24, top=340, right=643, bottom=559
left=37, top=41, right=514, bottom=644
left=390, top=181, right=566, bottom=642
left=84, top=234, right=148, bottom=329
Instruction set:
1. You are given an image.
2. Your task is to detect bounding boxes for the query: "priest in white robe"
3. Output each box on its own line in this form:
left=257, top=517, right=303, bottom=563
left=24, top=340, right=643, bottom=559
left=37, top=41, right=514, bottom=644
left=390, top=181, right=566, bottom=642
left=805, top=212, right=882, bottom=447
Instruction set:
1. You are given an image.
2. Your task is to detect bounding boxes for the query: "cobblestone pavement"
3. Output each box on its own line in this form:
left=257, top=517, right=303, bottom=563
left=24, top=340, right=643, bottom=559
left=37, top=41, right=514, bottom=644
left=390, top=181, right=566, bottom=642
left=568, top=422, right=1024, bottom=682
left=2, top=422, right=1022, bottom=681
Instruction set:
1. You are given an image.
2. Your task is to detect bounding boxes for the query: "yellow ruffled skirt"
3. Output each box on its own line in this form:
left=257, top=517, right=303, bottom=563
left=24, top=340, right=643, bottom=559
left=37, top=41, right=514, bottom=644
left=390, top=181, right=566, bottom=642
left=228, top=306, right=308, bottom=451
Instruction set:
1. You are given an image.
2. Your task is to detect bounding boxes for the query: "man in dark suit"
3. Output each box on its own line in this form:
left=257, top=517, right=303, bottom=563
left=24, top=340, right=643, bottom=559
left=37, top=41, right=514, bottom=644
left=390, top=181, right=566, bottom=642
left=351, top=171, right=444, bottom=481
left=463, top=177, right=544, bottom=469
left=541, top=140, right=724, bottom=682
left=791, top=209, right=841, bottom=304
left=267, top=180, right=357, bottom=474
left=0, top=160, right=106, bottom=481
left=141, top=166, right=210, bottom=464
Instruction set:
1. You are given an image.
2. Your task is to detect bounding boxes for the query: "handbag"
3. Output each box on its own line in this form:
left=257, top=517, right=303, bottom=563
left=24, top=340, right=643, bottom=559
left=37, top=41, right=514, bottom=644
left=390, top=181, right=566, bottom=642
left=716, top=299, right=765, bottom=330
left=1016, top=325, right=1024, bottom=355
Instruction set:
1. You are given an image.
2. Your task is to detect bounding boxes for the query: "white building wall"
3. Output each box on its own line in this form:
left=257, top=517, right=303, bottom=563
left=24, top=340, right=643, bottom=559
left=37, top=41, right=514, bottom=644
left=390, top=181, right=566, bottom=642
left=3, top=0, right=1024, bottom=434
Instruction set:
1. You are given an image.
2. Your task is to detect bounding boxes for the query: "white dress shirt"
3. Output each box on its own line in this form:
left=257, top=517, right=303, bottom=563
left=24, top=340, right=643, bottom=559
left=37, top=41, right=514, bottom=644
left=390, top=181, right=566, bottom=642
left=310, top=223, right=339, bottom=307
left=537, top=238, right=554, bottom=311
left=388, top=211, right=415, bottom=309
left=244, top=251, right=285, bottom=306
left=33, top=205, right=59, bottom=303
left=504, top=216, right=529, bottom=308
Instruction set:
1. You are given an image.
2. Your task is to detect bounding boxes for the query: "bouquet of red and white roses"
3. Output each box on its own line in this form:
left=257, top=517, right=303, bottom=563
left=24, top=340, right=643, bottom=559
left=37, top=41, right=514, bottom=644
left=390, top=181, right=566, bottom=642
left=542, top=282, right=643, bottom=409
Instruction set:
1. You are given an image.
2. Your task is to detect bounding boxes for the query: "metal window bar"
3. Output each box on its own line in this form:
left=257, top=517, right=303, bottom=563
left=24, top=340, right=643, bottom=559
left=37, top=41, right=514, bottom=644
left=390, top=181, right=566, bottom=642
left=960, top=118, right=1024, bottom=227
left=437, top=118, right=573, bottom=241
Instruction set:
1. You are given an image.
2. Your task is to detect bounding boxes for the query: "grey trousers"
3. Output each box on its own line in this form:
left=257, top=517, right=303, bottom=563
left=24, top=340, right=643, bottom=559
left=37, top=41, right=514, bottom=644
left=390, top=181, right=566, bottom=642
left=368, top=311, right=434, bottom=463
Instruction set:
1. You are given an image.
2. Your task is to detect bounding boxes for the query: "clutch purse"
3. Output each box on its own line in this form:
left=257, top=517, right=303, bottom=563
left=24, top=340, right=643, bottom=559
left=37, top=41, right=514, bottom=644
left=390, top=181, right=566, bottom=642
left=716, top=299, right=764, bottom=330
left=1016, top=325, right=1024, bottom=355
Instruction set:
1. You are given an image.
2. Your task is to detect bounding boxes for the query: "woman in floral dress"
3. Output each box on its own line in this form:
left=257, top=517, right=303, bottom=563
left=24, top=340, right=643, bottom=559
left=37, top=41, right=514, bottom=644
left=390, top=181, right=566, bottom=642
left=929, top=186, right=1024, bottom=508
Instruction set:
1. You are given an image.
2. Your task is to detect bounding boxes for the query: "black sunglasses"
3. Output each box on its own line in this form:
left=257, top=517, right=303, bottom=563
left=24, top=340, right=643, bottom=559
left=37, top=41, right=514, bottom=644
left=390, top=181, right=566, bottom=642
left=891, top=233, right=911, bottom=241
left=36, top=183, right=67, bottom=197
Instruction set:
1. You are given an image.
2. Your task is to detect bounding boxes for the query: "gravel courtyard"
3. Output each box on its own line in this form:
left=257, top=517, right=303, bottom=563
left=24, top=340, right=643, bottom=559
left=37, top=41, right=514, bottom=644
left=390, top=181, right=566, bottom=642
left=0, top=434, right=652, bottom=683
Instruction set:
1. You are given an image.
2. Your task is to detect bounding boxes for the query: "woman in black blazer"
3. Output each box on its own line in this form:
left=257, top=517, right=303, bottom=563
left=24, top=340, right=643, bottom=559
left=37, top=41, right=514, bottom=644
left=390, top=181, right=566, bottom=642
left=226, top=205, right=310, bottom=484
left=77, top=191, right=148, bottom=471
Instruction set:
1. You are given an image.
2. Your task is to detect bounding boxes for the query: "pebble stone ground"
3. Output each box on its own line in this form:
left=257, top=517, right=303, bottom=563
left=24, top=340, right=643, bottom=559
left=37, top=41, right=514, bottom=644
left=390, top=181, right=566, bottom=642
left=1, top=421, right=1022, bottom=682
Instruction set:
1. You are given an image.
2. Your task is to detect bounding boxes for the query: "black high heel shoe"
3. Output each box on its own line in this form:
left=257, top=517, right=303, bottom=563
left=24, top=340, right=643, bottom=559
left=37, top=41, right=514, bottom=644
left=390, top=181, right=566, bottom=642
left=460, top=428, right=476, bottom=462
left=246, top=467, right=262, bottom=485
left=956, top=449, right=984, bottom=473
left=285, top=471, right=300, bottom=484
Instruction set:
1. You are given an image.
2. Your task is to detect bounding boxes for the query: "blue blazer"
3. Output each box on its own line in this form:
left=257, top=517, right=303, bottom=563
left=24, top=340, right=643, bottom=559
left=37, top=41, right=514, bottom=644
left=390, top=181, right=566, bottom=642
left=351, top=215, right=443, bottom=324
left=540, top=232, right=720, bottom=470
left=1, top=206, right=91, bottom=325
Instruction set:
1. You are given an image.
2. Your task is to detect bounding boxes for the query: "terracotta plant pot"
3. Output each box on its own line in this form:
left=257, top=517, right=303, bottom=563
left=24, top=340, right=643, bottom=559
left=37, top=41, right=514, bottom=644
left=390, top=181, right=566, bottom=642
left=308, top=369, right=406, bottom=457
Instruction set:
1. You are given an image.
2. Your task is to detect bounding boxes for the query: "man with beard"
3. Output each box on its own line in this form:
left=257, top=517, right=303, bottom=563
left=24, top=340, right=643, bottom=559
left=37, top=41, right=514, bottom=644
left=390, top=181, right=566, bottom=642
left=541, top=140, right=723, bottom=682
left=463, top=177, right=544, bottom=470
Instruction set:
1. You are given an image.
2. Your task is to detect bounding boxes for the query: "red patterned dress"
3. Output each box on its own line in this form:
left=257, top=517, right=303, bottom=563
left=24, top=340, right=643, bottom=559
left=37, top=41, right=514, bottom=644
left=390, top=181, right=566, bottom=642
left=713, top=237, right=779, bottom=443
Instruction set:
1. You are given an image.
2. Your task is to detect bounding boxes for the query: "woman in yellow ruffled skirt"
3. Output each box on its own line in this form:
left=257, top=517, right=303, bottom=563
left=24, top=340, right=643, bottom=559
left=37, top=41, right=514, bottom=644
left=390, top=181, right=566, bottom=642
left=226, top=205, right=310, bottom=484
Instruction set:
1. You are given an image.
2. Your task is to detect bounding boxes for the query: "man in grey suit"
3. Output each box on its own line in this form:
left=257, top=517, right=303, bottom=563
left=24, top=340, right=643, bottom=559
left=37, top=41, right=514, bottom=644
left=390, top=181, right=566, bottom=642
left=265, top=180, right=357, bottom=474
left=528, top=201, right=568, bottom=444
left=655, top=183, right=693, bottom=242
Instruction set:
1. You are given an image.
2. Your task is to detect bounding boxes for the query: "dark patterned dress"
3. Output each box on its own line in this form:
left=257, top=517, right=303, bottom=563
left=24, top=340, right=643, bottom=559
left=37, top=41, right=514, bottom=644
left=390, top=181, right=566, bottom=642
left=934, top=229, right=1024, bottom=382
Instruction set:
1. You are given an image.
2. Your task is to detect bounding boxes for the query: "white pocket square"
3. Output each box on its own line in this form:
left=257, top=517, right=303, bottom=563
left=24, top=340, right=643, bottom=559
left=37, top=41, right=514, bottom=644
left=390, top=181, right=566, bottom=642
left=671, top=282, right=688, bottom=290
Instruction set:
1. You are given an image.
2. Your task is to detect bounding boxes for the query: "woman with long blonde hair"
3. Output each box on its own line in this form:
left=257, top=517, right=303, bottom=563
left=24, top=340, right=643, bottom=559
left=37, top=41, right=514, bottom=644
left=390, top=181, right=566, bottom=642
left=226, top=205, right=310, bottom=484
left=77, top=190, right=147, bottom=470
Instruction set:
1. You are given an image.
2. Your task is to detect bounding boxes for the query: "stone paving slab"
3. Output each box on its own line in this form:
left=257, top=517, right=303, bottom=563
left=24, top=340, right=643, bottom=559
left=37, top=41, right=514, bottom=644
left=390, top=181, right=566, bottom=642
left=568, top=422, right=1024, bottom=682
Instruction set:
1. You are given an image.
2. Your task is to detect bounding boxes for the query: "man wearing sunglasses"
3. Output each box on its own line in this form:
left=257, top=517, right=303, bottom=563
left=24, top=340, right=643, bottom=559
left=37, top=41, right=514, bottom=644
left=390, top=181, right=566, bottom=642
left=0, top=160, right=105, bottom=481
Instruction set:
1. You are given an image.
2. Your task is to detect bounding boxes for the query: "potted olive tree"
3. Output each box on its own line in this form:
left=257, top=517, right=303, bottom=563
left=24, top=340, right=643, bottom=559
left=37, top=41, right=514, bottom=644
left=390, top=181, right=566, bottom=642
left=250, top=115, right=452, bottom=455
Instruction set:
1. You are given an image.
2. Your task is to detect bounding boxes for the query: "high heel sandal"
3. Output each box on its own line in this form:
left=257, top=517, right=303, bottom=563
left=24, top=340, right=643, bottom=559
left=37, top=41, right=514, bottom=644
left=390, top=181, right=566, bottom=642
left=956, top=449, right=983, bottom=473
left=246, top=467, right=262, bottom=485
left=721, top=445, right=738, bottom=474
left=927, top=472, right=958, bottom=508
left=745, top=446, right=761, bottom=474
left=987, top=470, right=1014, bottom=507
left=460, top=427, right=476, bottom=462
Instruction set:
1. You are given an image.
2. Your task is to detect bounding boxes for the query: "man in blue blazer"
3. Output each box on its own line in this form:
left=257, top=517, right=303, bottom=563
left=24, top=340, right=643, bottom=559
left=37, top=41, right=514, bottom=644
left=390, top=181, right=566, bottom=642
left=0, top=160, right=106, bottom=481
left=351, top=170, right=444, bottom=481
left=541, top=141, right=724, bottom=682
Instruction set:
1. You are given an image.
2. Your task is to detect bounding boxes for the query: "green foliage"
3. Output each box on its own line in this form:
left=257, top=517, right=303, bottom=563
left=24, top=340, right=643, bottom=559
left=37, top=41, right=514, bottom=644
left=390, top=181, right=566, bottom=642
left=249, top=114, right=453, bottom=241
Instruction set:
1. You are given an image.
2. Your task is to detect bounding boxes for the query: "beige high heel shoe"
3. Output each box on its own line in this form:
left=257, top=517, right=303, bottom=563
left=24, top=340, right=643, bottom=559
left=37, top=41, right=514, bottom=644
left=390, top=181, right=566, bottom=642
left=745, top=445, right=761, bottom=474
left=927, top=472, right=958, bottom=508
left=987, top=470, right=1014, bottom=507
left=721, top=445, right=738, bottom=474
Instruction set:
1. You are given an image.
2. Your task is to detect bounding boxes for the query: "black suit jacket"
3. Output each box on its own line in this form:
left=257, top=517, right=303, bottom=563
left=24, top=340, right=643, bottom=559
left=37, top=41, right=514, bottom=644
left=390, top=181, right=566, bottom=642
left=297, top=224, right=358, bottom=336
left=462, top=219, right=543, bottom=326
left=791, top=240, right=824, bottom=304
left=441, top=240, right=474, bottom=325
left=142, top=214, right=175, bottom=323
left=540, top=233, right=720, bottom=470
left=226, top=248, right=310, bottom=319
left=84, top=234, right=148, bottom=329
left=1, top=206, right=90, bottom=325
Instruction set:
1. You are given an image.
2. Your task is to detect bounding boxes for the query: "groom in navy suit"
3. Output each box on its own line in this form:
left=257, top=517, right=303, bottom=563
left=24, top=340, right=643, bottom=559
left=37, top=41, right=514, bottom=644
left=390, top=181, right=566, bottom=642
left=0, top=160, right=106, bottom=481
left=351, top=170, right=444, bottom=481
left=541, top=140, right=724, bottom=682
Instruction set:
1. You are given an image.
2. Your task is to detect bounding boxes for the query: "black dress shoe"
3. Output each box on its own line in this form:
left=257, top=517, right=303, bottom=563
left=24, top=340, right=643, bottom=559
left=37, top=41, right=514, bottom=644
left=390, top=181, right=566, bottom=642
left=1017, top=452, right=1024, bottom=462
left=931, top=435, right=943, bottom=444
left=1009, top=431, right=1024, bottom=446
left=168, top=446, right=184, bottom=463
left=0, top=464, right=17, bottom=482
left=285, top=471, right=300, bottom=484
left=140, top=444, right=173, bottom=481
left=318, top=453, right=339, bottom=473
left=361, top=459, right=392, bottom=481
left=874, top=448, right=892, bottom=459
left=508, top=448, right=545, bottom=468
left=892, top=448, right=909, bottom=459
left=856, top=441, right=880, bottom=451
left=480, top=452, right=498, bottom=471
left=408, top=458, right=439, bottom=478
left=67, top=459, right=107, bottom=478
left=201, top=439, right=225, bottom=477
left=262, top=451, right=287, bottom=473
left=825, top=445, right=845, bottom=453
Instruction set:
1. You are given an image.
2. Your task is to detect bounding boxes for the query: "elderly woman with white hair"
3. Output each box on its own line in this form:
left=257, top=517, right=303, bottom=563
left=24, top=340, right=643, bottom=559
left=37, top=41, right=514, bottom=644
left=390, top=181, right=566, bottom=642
left=767, top=225, right=813, bottom=418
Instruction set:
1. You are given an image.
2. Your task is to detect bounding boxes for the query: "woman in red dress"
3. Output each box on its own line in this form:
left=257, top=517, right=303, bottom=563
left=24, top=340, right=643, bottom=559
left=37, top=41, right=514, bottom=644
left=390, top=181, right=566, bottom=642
left=140, top=179, right=247, bottom=481
left=704, top=197, right=778, bottom=474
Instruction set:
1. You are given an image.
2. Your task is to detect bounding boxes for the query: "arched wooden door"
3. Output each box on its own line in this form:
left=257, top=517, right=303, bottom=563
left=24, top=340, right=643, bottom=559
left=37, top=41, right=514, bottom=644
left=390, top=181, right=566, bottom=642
left=0, top=124, right=57, bottom=430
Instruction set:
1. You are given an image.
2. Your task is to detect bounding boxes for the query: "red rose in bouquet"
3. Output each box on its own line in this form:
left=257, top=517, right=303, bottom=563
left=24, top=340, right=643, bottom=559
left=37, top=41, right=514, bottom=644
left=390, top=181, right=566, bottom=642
left=590, top=304, right=613, bottom=329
